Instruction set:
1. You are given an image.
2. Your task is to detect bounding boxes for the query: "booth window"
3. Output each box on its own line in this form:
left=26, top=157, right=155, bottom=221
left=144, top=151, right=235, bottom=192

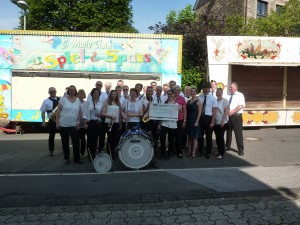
left=257, top=1, right=268, bottom=18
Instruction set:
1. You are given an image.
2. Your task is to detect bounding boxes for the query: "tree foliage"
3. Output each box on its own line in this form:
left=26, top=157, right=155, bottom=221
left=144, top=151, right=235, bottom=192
left=11, top=0, right=137, bottom=32
left=149, top=0, right=300, bottom=88
left=225, top=0, right=300, bottom=36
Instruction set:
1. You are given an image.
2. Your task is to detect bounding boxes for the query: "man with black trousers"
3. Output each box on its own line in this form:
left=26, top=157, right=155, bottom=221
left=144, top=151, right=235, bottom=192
left=225, top=82, right=245, bottom=156
left=198, top=82, right=217, bottom=159
left=40, top=87, right=60, bottom=156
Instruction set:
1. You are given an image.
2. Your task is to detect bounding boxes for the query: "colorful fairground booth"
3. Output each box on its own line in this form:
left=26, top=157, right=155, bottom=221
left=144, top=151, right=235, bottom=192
left=0, top=30, right=182, bottom=125
left=207, top=36, right=300, bottom=127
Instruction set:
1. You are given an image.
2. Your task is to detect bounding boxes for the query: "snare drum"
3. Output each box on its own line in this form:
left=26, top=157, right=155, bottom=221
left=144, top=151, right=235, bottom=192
left=93, top=152, right=112, bottom=173
left=118, top=130, right=154, bottom=169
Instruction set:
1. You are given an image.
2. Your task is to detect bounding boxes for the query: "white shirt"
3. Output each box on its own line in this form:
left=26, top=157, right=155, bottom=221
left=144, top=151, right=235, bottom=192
left=215, top=98, right=229, bottom=125
left=40, top=97, right=60, bottom=119
left=79, top=100, right=86, bottom=128
left=82, top=99, right=103, bottom=121
left=198, top=93, right=217, bottom=116
left=152, top=94, right=165, bottom=103
left=104, top=104, right=120, bottom=123
left=120, top=94, right=129, bottom=106
left=87, top=92, right=107, bottom=104
left=59, top=97, right=81, bottom=127
left=227, top=91, right=245, bottom=114
left=122, top=99, right=143, bottom=122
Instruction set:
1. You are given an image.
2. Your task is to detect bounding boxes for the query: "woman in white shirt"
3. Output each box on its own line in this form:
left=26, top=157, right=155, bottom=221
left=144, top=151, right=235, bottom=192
left=77, top=89, right=86, bottom=159
left=159, top=90, right=178, bottom=160
left=214, top=88, right=229, bottom=159
left=82, top=88, right=103, bottom=159
left=56, top=85, right=82, bottom=164
left=121, top=88, right=143, bottom=130
left=101, top=90, right=121, bottom=160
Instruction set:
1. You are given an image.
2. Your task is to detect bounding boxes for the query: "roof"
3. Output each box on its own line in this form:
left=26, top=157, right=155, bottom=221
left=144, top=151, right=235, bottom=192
left=193, top=0, right=210, bottom=11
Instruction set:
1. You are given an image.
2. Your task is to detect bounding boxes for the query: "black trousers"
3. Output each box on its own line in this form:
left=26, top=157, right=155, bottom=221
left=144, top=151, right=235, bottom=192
left=106, top=123, right=120, bottom=159
left=48, top=119, right=57, bottom=152
left=59, top=126, right=80, bottom=162
left=98, top=122, right=106, bottom=152
left=198, top=115, right=213, bottom=155
left=175, top=120, right=184, bottom=155
left=214, top=124, right=226, bottom=156
left=226, top=114, right=244, bottom=152
left=160, top=125, right=175, bottom=156
left=79, top=128, right=86, bottom=156
left=87, top=120, right=101, bottom=159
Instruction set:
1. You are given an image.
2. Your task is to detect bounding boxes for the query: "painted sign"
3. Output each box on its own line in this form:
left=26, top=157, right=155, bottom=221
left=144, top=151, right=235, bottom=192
left=0, top=31, right=182, bottom=122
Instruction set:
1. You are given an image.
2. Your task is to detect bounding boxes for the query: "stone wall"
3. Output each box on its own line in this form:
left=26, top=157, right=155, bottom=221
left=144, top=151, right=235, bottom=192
left=195, top=0, right=290, bottom=18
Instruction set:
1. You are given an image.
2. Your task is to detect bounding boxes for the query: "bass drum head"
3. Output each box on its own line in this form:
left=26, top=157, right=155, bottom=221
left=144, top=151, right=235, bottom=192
left=118, top=135, right=154, bottom=169
left=93, top=153, right=112, bottom=173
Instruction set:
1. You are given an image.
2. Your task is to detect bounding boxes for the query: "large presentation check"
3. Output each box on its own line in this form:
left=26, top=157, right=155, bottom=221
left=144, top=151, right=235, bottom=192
left=149, top=103, right=178, bottom=121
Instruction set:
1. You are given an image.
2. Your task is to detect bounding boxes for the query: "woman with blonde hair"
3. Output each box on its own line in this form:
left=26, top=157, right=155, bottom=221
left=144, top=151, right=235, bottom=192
left=77, top=89, right=87, bottom=159
left=101, top=90, right=121, bottom=160
left=214, top=88, right=229, bottom=159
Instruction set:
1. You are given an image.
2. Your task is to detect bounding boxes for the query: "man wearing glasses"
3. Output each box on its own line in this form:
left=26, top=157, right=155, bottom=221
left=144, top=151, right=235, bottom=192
left=87, top=81, right=105, bottom=103
left=40, top=87, right=60, bottom=156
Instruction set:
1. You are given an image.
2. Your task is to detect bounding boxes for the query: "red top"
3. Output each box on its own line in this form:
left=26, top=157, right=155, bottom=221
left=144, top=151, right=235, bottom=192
left=175, top=95, right=186, bottom=121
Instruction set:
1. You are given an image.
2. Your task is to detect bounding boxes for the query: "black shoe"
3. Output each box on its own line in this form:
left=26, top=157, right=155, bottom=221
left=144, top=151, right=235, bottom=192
left=177, top=153, right=183, bottom=158
left=64, top=159, right=71, bottom=165
left=225, top=145, right=231, bottom=151
left=75, top=160, right=85, bottom=164
left=205, top=154, right=210, bottom=159
left=49, top=151, right=54, bottom=156
left=238, top=151, right=244, bottom=156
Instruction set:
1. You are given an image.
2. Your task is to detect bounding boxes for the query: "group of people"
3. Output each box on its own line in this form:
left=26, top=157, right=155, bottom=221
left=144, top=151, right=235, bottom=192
left=40, top=78, right=245, bottom=165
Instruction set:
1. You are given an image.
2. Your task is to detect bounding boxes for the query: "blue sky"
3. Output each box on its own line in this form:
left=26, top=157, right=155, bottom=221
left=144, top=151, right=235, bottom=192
left=0, top=0, right=196, bottom=33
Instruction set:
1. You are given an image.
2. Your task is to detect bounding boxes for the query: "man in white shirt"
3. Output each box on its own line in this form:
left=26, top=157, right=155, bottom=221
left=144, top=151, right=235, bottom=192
left=102, top=81, right=112, bottom=99
left=197, top=82, right=217, bottom=159
left=169, top=80, right=184, bottom=97
left=40, top=87, right=60, bottom=156
left=210, top=80, right=217, bottom=98
left=87, top=81, right=107, bottom=103
left=135, top=83, right=144, bottom=101
left=225, top=82, right=245, bottom=156
left=153, top=86, right=165, bottom=103
left=184, top=86, right=191, bottom=102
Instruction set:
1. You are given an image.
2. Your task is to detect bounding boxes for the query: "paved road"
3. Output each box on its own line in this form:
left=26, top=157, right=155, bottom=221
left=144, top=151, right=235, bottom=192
left=1, top=194, right=299, bottom=225
left=0, top=128, right=299, bottom=224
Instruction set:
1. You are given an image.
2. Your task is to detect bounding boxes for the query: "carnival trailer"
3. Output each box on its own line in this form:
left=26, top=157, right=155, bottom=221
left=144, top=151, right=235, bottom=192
left=207, top=36, right=300, bottom=127
left=0, top=30, right=182, bottom=126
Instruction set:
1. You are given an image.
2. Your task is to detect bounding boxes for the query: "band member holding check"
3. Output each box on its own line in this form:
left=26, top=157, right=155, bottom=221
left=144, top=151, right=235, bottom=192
left=82, top=88, right=103, bottom=159
left=159, top=89, right=178, bottom=160
left=121, top=88, right=143, bottom=130
left=101, top=90, right=121, bottom=160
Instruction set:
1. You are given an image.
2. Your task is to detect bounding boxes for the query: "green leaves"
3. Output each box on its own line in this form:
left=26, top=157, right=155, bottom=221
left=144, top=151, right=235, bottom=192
left=13, top=0, right=136, bottom=32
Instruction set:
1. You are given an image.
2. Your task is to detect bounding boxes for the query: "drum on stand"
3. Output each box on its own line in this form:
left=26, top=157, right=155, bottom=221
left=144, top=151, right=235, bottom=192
left=93, top=152, right=112, bottom=173
left=117, top=129, right=154, bottom=169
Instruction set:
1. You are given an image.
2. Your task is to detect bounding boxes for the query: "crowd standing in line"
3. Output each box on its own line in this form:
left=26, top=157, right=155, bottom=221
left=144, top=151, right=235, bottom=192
left=40, top=79, right=245, bottom=165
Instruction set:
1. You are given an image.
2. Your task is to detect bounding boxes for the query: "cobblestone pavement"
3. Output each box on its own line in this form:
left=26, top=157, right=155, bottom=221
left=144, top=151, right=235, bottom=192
left=1, top=195, right=299, bottom=225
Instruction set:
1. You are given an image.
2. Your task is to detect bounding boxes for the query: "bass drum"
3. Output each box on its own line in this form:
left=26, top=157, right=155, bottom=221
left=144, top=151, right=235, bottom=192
left=93, top=153, right=112, bottom=173
left=118, top=130, right=154, bottom=169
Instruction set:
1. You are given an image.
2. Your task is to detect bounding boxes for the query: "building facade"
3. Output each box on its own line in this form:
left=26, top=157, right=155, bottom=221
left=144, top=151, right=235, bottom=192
left=193, top=0, right=289, bottom=19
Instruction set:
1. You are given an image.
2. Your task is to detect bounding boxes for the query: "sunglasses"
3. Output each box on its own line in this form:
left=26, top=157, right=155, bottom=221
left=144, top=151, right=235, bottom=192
left=49, top=91, right=56, bottom=93
left=123, top=89, right=129, bottom=91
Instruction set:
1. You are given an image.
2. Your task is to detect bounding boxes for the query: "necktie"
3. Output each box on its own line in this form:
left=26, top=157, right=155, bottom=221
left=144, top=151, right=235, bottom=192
left=229, top=94, right=233, bottom=105
left=157, top=96, right=161, bottom=103
left=201, top=95, right=206, bottom=115
left=52, top=98, right=58, bottom=109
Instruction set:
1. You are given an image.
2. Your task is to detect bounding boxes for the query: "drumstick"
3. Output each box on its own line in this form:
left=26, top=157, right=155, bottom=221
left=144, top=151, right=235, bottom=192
left=87, top=148, right=93, bottom=164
